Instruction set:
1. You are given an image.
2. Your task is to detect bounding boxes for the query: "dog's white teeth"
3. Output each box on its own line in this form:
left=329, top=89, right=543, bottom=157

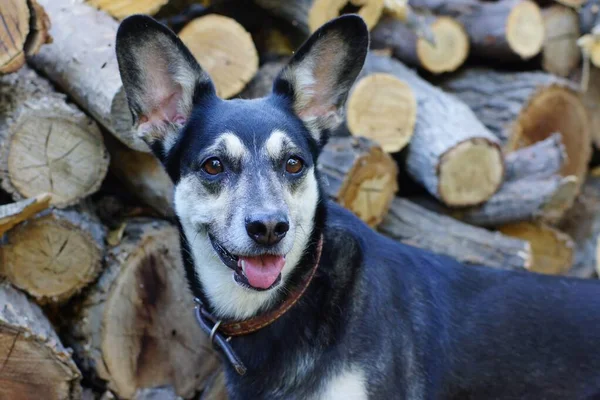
left=241, top=260, right=247, bottom=275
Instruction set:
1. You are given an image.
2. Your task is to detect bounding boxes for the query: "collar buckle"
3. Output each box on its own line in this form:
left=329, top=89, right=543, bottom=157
left=194, top=299, right=247, bottom=375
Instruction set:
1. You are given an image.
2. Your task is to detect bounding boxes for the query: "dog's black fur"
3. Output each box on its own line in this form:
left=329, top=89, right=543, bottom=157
left=116, top=13, right=600, bottom=400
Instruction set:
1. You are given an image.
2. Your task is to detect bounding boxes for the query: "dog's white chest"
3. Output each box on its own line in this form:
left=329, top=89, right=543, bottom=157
left=315, top=367, right=368, bottom=400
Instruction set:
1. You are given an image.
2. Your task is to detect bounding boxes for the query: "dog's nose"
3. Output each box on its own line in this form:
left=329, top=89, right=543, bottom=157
left=245, top=213, right=289, bottom=245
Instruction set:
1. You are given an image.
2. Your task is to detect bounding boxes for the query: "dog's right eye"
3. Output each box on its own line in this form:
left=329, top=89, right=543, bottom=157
left=202, top=158, right=224, bottom=175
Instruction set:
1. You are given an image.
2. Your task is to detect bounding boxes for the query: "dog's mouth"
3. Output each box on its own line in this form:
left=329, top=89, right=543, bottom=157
left=209, top=234, right=284, bottom=291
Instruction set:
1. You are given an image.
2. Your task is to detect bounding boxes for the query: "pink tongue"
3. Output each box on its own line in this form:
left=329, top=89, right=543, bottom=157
left=239, top=255, right=286, bottom=289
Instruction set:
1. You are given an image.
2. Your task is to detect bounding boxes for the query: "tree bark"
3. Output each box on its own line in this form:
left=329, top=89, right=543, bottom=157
left=65, top=219, right=219, bottom=399
left=371, top=14, right=469, bottom=74
left=570, top=66, right=600, bottom=149
left=364, top=54, right=504, bottom=207
left=29, top=0, right=149, bottom=152
left=0, top=193, right=51, bottom=236
left=319, top=136, right=398, bottom=227
left=440, top=68, right=591, bottom=194
left=104, top=134, right=175, bottom=217
left=503, top=133, right=566, bottom=181
left=416, top=134, right=576, bottom=227
left=410, top=0, right=544, bottom=61
left=0, top=207, right=106, bottom=303
left=0, top=282, right=82, bottom=399
left=254, top=0, right=385, bottom=35
left=0, top=0, right=51, bottom=74
left=379, top=198, right=532, bottom=270
left=498, top=222, right=574, bottom=275
left=558, top=175, right=600, bottom=278
left=0, top=67, right=109, bottom=208
left=178, top=14, right=259, bottom=99
left=542, top=4, right=581, bottom=77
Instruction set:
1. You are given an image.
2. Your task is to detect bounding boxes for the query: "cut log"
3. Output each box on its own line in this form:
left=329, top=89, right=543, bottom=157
left=346, top=71, right=417, bottom=153
left=104, top=134, right=175, bottom=217
left=570, top=66, right=600, bottom=149
left=239, top=60, right=417, bottom=154
left=319, top=136, right=398, bottom=227
left=558, top=176, right=600, bottom=278
left=178, top=15, right=259, bottom=99
left=86, top=0, right=169, bottom=19
left=0, top=67, right=109, bottom=208
left=0, top=193, right=52, bottom=236
left=416, top=135, right=576, bottom=227
left=578, top=28, right=600, bottom=68
left=503, top=132, right=566, bottom=181
left=0, top=282, right=82, bottom=399
left=254, top=0, right=385, bottom=34
left=66, top=219, right=219, bottom=399
left=371, top=14, right=469, bottom=74
left=542, top=5, right=581, bottom=77
left=498, top=222, right=574, bottom=275
left=0, top=0, right=51, bottom=74
left=410, top=0, right=544, bottom=61
left=0, top=208, right=106, bottom=303
left=441, top=68, right=591, bottom=192
left=200, top=370, right=227, bottom=400
left=364, top=54, right=504, bottom=207
left=379, top=198, right=532, bottom=270
left=29, top=0, right=148, bottom=152
left=451, top=175, right=578, bottom=227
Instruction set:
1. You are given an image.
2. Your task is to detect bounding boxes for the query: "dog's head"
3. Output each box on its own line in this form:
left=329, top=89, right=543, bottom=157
left=116, top=15, right=368, bottom=319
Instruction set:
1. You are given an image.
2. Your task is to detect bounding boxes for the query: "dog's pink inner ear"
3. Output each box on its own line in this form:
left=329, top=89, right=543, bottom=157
left=138, top=88, right=187, bottom=130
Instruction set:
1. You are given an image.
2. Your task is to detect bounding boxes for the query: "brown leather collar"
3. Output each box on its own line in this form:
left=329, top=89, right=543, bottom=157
left=194, top=235, right=323, bottom=375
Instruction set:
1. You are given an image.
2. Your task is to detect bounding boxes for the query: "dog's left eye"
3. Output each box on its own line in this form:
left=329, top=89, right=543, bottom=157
left=285, top=157, right=304, bottom=174
left=203, top=158, right=224, bottom=175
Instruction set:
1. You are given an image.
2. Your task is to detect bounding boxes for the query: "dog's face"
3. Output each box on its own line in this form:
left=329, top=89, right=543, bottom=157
left=116, top=15, right=368, bottom=319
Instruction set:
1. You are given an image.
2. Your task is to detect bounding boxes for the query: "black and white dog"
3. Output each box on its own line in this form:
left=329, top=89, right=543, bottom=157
left=116, top=14, right=600, bottom=399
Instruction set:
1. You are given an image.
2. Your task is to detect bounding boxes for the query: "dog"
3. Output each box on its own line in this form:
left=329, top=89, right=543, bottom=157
left=116, top=14, right=600, bottom=399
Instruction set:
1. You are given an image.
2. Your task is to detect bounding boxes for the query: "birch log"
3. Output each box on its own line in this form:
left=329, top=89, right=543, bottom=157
left=319, top=137, right=398, bottom=227
left=0, top=282, right=82, bottom=399
left=542, top=4, right=581, bottom=77
left=499, top=222, right=574, bottom=275
left=29, top=0, right=148, bottom=152
left=253, top=0, right=385, bottom=34
left=0, top=208, right=106, bottom=303
left=371, top=14, right=469, bottom=74
left=410, top=0, right=545, bottom=61
left=0, top=0, right=51, bottom=74
left=0, top=67, right=109, bottom=208
left=379, top=198, right=532, bottom=270
left=66, top=219, right=219, bottom=399
left=364, top=54, right=504, bottom=207
left=441, top=68, right=591, bottom=193
left=178, top=15, right=259, bottom=99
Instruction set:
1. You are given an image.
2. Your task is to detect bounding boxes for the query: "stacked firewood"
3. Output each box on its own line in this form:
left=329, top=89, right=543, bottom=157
left=1, top=0, right=599, bottom=398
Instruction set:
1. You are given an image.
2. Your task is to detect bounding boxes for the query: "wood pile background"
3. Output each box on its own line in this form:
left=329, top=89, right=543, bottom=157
left=1, top=0, right=599, bottom=398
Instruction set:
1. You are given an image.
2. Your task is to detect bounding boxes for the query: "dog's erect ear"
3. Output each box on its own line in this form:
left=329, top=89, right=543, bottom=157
left=116, top=15, right=215, bottom=154
left=272, top=15, right=369, bottom=145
